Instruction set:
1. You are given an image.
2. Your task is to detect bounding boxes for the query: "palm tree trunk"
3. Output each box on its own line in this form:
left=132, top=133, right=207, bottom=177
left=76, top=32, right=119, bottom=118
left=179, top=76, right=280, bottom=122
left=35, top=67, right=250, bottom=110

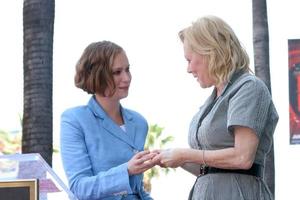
left=252, top=0, right=275, bottom=197
left=22, top=0, right=55, bottom=166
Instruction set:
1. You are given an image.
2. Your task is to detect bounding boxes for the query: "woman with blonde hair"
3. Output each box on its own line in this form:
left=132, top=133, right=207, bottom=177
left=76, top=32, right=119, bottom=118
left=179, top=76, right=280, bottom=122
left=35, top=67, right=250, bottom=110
left=154, top=15, right=278, bottom=200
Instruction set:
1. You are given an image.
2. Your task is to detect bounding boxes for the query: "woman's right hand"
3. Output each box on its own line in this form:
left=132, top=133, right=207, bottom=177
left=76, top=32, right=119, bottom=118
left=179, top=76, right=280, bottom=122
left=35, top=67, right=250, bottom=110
left=127, top=150, right=158, bottom=175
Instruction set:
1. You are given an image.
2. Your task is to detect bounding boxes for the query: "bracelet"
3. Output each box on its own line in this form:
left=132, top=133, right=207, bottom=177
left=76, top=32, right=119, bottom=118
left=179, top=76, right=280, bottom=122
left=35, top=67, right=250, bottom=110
left=202, top=150, right=207, bottom=166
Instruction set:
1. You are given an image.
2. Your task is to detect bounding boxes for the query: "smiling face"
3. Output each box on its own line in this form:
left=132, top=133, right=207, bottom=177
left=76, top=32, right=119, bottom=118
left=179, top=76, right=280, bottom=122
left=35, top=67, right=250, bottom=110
left=183, top=40, right=215, bottom=88
left=107, top=50, right=131, bottom=100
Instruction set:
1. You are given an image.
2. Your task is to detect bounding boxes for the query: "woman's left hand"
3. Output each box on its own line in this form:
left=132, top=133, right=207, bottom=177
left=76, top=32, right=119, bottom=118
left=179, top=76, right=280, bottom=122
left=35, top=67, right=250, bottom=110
left=153, top=148, right=186, bottom=168
left=127, top=150, right=159, bottom=175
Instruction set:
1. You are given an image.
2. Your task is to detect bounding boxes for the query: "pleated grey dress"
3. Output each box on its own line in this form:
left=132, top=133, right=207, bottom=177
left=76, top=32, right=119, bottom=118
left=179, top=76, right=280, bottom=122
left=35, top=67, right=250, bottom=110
left=188, top=72, right=279, bottom=200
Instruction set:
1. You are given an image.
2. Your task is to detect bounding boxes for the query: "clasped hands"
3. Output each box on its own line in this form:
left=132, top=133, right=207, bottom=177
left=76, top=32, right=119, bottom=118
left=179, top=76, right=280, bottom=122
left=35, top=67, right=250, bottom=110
left=127, top=148, right=185, bottom=175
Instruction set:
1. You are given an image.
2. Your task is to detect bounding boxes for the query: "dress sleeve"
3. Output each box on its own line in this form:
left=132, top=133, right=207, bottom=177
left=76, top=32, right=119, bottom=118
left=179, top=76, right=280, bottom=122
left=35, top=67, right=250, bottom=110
left=60, top=110, right=133, bottom=200
left=227, top=78, right=271, bottom=138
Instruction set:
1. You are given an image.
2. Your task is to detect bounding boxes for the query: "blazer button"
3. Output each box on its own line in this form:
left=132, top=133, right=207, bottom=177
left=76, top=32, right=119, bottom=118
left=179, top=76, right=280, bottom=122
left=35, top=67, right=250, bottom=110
left=133, top=149, right=139, bottom=154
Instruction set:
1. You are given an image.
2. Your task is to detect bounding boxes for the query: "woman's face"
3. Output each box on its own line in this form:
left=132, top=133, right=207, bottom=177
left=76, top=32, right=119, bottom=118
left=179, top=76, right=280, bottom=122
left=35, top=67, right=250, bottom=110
left=183, top=40, right=215, bottom=88
left=109, top=51, right=131, bottom=100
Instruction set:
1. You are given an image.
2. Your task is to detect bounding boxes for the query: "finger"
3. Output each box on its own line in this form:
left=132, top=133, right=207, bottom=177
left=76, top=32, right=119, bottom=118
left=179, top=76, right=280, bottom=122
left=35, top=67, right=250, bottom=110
left=158, top=162, right=167, bottom=168
left=134, top=150, right=150, bottom=159
left=140, top=161, right=156, bottom=171
left=143, top=152, right=159, bottom=160
left=147, top=155, right=165, bottom=166
left=148, top=152, right=159, bottom=159
left=160, top=159, right=170, bottom=167
left=151, top=155, right=161, bottom=164
left=135, top=153, right=155, bottom=164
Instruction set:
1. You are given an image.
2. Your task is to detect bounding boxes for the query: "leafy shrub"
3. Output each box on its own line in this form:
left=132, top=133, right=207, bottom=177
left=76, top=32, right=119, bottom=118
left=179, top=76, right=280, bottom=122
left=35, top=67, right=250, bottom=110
left=143, top=124, right=175, bottom=192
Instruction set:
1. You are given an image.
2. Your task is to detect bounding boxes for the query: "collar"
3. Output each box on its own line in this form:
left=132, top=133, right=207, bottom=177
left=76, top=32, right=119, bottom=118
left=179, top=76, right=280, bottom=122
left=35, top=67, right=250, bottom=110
left=87, top=95, right=133, bottom=121
left=87, top=95, right=138, bottom=149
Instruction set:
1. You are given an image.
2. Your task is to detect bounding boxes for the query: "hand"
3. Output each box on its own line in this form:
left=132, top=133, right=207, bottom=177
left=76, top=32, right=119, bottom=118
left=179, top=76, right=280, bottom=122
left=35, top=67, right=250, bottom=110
left=152, top=148, right=185, bottom=168
left=127, top=150, right=158, bottom=175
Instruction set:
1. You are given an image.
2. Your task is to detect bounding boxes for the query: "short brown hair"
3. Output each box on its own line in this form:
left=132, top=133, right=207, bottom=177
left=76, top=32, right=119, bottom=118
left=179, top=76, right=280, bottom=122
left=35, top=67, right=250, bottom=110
left=74, top=41, right=123, bottom=96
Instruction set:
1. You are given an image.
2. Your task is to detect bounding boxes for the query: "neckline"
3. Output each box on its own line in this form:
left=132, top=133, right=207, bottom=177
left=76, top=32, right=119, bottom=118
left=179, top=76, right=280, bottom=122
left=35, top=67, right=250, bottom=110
left=216, top=70, right=246, bottom=98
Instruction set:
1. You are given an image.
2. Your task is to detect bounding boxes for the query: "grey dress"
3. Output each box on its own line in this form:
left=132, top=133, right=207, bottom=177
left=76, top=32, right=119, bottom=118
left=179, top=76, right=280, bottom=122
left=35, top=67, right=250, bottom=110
left=188, top=72, right=278, bottom=200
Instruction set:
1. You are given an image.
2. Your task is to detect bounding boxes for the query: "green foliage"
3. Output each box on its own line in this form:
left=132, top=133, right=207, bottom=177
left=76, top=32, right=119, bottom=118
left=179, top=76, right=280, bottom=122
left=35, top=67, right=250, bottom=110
left=0, top=130, right=21, bottom=154
left=143, top=124, right=175, bottom=192
left=0, top=128, right=59, bottom=155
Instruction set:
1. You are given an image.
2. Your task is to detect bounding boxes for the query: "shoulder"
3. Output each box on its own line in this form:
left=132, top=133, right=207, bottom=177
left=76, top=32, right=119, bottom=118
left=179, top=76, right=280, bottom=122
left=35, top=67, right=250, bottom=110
left=62, top=105, right=87, bottom=115
left=232, top=73, right=270, bottom=96
left=61, top=105, right=91, bottom=120
left=237, top=73, right=267, bottom=87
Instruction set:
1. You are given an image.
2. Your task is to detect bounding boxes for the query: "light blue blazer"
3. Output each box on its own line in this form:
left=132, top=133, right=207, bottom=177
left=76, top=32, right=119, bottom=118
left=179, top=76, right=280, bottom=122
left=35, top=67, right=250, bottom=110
left=60, top=96, right=152, bottom=200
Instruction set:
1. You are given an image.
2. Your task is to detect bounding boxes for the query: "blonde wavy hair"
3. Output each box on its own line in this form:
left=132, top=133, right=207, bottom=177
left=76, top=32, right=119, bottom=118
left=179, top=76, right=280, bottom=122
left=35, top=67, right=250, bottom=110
left=179, top=15, right=250, bottom=86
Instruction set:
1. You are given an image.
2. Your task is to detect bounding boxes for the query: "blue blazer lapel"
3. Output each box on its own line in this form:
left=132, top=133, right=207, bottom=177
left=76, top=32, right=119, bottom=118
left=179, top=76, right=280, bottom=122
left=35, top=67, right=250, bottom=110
left=88, top=96, right=138, bottom=149
left=122, top=109, right=137, bottom=144
left=101, top=117, right=136, bottom=148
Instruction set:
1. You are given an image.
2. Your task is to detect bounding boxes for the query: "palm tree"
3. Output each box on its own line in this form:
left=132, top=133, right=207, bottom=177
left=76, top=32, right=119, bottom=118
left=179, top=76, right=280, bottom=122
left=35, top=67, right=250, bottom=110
left=22, top=0, right=55, bottom=166
left=252, top=0, right=274, bottom=196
